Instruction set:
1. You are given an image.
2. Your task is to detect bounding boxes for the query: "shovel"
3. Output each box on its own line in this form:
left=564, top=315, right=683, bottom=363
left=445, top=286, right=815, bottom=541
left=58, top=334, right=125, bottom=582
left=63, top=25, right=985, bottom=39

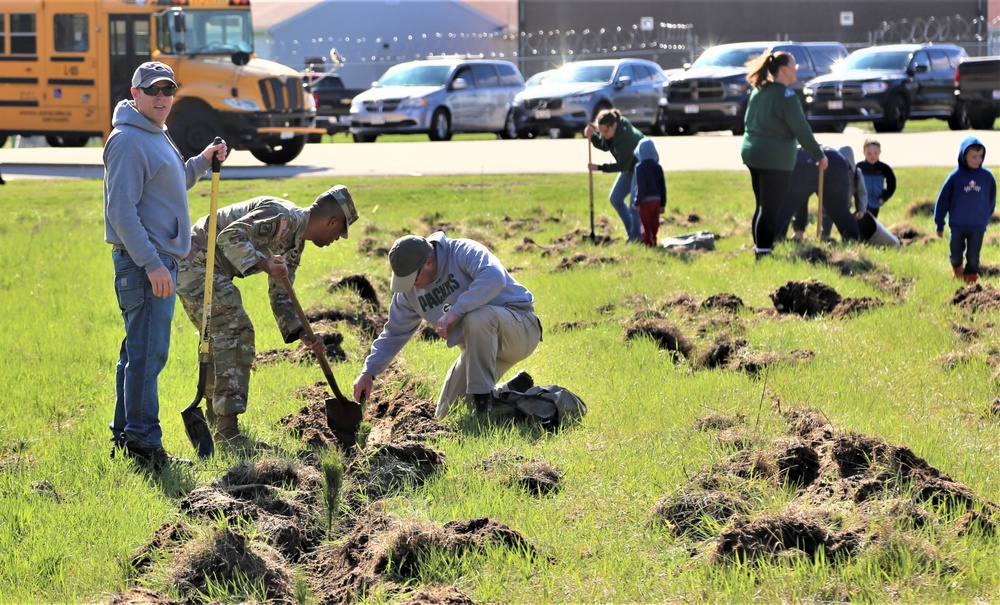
left=181, top=137, right=223, bottom=459
left=587, top=135, right=596, bottom=243
left=815, top=163, right=826, bottom=240
left=280, top=275, right=364, bottom=444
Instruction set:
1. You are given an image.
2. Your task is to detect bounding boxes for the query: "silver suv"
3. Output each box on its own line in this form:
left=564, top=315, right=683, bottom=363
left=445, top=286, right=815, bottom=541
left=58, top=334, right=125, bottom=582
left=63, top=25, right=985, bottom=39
left=349, top=57, right=525, bottom=143
left=512, top=59, right=668, bottom=138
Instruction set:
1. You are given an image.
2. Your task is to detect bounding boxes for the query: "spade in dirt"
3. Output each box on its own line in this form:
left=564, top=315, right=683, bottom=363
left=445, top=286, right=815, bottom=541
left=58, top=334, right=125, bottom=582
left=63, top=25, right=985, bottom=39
left=281, top=275, right=363, bottom=446
left=181, top=137, right=224, bottom=459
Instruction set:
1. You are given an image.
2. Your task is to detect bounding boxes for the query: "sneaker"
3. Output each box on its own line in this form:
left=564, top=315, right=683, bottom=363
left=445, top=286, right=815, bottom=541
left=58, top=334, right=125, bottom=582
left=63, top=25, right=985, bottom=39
left=119, top=438, right=192, bottom=470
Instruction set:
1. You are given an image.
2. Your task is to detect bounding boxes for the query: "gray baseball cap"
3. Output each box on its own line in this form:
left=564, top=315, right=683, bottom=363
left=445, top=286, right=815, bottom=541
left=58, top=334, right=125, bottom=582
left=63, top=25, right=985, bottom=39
left=389, top=235, right=433, bottom=292
left=132, top=61, right=176, bottom=88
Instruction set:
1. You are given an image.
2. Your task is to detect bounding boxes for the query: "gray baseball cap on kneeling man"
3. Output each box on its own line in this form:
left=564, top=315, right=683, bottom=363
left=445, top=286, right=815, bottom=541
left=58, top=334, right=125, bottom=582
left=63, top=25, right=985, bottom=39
left=388, top=235, right=433, bottom=292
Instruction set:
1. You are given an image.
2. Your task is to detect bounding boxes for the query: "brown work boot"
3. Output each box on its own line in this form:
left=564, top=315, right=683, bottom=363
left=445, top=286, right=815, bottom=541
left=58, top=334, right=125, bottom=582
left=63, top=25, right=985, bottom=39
left=963, top=272, right=979, bottom=285
left=953, top=264, right=964, bottom=279
left=214, top=414, right=252, bottom=450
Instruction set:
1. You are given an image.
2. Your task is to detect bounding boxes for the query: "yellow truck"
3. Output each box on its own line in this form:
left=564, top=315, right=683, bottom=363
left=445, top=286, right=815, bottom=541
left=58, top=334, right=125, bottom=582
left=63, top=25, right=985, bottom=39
left=0, top=0, right=323, bottom=164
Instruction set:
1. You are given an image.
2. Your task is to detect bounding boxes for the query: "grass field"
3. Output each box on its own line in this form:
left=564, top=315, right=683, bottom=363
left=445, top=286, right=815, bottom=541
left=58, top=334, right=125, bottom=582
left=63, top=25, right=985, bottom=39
left=2, top=165, right=1000, bottom=603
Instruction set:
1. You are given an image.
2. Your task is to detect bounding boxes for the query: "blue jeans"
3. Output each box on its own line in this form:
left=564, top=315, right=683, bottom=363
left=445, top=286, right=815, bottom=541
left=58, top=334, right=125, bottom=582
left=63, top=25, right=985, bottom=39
left=110, top=249, right=177, bottom=448
left=610, top=171, right=641, bottom=241
left=950, top=229, right=985, bottom=274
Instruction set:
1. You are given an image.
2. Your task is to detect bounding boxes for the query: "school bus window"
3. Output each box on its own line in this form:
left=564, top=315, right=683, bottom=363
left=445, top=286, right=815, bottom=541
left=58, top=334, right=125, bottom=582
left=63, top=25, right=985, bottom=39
left=54, top=14, right=89, bottom=53
left=11, top=13, right=36, bottom=55
left=0, top=14, right=6, bottom=56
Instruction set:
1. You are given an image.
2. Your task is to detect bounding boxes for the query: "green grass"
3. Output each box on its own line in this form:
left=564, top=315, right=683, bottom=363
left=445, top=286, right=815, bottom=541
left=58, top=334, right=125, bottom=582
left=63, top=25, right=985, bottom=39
left=2, top=167, right=1000, bottom=603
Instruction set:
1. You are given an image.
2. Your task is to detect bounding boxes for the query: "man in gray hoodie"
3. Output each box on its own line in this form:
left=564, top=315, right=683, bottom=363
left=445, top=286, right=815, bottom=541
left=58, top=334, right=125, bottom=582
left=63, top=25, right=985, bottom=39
left=353, top=232, right=542, bottom=419
left=104, top=61, right=227, bottom=469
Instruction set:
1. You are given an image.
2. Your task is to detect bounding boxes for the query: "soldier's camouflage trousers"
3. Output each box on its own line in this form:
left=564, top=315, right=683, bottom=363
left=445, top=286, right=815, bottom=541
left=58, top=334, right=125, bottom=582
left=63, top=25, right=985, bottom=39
left=177, top=254, right=255, bottom=417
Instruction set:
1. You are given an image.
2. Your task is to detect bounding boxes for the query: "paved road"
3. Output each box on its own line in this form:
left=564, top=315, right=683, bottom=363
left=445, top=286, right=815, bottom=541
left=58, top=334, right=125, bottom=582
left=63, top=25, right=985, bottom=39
left=1, top=129, right=997, bottom=181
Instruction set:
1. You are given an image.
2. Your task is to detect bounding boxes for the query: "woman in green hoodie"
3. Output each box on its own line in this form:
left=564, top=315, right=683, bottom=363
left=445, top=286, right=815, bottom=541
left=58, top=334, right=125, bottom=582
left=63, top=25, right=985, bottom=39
left=586, top=108, right=647, bottom=242
left=740, top=51, right=827, bottom=258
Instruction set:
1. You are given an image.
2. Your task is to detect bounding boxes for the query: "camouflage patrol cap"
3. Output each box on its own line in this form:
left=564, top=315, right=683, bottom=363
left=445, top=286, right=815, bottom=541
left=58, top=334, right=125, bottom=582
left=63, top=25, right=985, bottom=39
left=315, top=185, right=359, bottom=238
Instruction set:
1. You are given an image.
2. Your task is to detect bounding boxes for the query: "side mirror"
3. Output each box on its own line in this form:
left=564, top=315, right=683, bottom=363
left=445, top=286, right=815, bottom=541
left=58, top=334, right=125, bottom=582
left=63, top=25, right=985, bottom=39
left=451, top=77, right=468, bottom=91
left=615, top=75, right=632, bottom=89
left=231, top=51, right=250, bottom=67
left=913, top=63, right=928, bottom=74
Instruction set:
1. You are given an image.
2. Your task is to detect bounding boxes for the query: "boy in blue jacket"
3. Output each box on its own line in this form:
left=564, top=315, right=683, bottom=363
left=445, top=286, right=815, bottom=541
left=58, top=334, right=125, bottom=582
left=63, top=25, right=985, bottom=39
left=633, top=138, right=666, bottom=247
left=934, top=136, right=997, bottom=285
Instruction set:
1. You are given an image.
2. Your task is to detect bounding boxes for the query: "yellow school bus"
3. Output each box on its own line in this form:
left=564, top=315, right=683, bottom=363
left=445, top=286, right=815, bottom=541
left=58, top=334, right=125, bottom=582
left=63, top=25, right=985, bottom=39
left=0, top=0, right=323, bottom=164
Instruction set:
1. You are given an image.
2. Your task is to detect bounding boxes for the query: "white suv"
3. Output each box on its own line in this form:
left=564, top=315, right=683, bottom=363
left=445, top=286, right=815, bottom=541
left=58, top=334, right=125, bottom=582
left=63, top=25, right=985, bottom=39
left=349, top=58, right=525, bottom=143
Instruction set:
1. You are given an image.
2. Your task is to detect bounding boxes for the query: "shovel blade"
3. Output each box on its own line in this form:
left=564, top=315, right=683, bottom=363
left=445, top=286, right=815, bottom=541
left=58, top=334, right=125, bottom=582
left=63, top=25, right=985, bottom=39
left=325, top=396, right=362, bottom=445
left=182, top=405, right=215, bottom=459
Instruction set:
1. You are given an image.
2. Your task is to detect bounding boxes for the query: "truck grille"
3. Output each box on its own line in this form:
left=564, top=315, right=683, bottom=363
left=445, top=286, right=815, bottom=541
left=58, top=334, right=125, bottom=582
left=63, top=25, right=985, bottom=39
left=258, top=78, right=304, bottom=111
left=812, top=83, right=865, bottom=98
left=362, top=99, right=401, bottom=112
left=667, top=80, right=724, bottom=102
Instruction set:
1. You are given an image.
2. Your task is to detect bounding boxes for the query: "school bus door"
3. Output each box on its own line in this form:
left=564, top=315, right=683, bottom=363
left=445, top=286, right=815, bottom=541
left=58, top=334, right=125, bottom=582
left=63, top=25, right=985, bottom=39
left=43, top=2, right=100, bottom=144
left=107, top=13, right=151, bottom=112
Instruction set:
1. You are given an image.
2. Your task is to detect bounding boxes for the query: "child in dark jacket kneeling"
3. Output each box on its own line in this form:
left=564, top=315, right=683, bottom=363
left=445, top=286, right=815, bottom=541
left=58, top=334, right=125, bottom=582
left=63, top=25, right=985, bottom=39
left=633, top=138, right=666, bottom=247
left=934, top=136, right=997, bottom=285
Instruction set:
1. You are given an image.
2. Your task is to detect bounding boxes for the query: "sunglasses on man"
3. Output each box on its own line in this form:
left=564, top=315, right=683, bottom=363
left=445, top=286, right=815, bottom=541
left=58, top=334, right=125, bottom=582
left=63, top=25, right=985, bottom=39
left=139, top=84, right=178, bottom=97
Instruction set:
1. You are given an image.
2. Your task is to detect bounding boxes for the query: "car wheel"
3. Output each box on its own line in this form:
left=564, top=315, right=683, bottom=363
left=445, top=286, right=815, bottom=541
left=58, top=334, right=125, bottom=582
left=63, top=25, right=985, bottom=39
left=498, top=110, right=518, bottom=139
left=248, top=135, right=307, bottom=165
left=429, top=108, right=452, bottom=141
left=0, top=135, right=7, bottom=148
left=45, top=135, right=90, bottom=147
left=652, top=107, right=667, bottom=136
left=167, top=104, right=218, bottom=159
left=516, top=128, right=535, bottom=139
left=874, top=95, right=906, bottom=133
left=969, top=109, right=998, bottom=131
left=352, top=133, right=377, bottom=143
left=948, top=102, right=970, bottom=131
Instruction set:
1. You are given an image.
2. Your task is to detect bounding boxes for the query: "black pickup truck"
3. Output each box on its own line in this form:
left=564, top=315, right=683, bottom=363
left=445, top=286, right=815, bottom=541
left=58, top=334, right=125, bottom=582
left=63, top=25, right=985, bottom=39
left=305, top=73, right=366, bottom=138
left=957, top=57, right=1000, bottom=130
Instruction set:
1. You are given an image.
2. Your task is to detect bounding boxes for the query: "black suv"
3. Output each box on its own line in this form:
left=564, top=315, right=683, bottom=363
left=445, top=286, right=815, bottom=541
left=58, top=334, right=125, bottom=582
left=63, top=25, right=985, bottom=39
left=662, top=41, right=847, bottom=135
left=804, top=43, right=970, bottom=132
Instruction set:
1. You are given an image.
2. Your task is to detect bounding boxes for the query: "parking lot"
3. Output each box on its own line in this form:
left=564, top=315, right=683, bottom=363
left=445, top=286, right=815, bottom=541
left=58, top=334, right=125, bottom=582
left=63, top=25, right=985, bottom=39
left=1, top=129, right=997, bottom=182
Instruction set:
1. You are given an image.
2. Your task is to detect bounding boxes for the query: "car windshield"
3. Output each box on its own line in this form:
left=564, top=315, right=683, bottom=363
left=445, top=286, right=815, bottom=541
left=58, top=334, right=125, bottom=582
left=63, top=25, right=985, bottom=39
left=840, top=50, right=912, bottom=71
left=692, top=46, right=767, bottom=68
left=377, top=64, right=452, bottom=87
left=548, top=64, right=615, bottom=84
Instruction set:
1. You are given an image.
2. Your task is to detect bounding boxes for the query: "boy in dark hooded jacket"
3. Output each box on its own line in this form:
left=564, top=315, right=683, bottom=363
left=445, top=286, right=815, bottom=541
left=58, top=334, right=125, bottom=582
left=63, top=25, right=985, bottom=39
left=633, top=138, right=666, bottom=247
left=934, top=136, right=997, bottom=284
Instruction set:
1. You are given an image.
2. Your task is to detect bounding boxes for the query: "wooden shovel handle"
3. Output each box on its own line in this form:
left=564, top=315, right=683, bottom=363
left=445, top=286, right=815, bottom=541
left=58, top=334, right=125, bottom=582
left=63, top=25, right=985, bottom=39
left=280, top=275, right=350, bottom=404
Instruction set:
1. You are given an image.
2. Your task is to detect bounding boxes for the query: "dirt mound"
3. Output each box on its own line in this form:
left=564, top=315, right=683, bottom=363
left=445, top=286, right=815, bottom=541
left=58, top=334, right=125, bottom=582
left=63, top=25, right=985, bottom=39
left=365, top=378, right=453, bottom=445
left=551, top=320, right=591, bottom=332
left=555, top=253, right=619, bottom=271
left=109, top=588, right=179, bottom=605
left=695, top=336, right=747, bottom=370
left=305, top=513, right=533, bottom=603
left=694, top=413, right=745, bottom=432
left=656, top=406, right=999, bottom=565
left=309, top=306, right=387, bottom=340
left=952, top=283, right=1000, bottom=311
left=625, top=319, right=692, bottom=360
left=351, top=441, right=446, bottom=500
left=278, top=385, right=341, bottom=449
left=891, top=221, right=932, bottom=245
left=180, top=458, right=323, bottom=561
left=904, top=199, right=936, bottom=219
left=663, top=210, right=703, bottom=227
left=480, top=452, right=563, bottom=496
left=701, top=293, right=744, bottom=313
left=171, top=527, right=293, bottom=601
left=795, top=246, right=874, bottom=276
left=771, top=280, right=842, bottom=317
left=730, top=349, right=814, bottom=378
left=831, top=296, right=884, bottom=318
left=402, top=585, right=476, bottom=604
left=329, top=274, right=380, bottom=309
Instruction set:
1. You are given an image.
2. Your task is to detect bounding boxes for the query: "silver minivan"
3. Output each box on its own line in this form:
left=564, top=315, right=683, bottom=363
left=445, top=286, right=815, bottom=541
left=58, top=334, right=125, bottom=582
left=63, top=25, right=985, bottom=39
left=349, top=58, right=525, bottom=143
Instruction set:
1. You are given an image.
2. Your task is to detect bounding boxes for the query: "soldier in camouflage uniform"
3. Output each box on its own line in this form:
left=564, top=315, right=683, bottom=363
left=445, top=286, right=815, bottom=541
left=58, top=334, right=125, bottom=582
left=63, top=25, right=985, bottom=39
left=177, top=185, right=359, bottom=447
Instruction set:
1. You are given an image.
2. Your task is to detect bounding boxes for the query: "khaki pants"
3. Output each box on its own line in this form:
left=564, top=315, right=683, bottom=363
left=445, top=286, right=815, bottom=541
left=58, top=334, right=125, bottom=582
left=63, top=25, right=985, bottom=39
left=435, top=306, right=541, bottom=418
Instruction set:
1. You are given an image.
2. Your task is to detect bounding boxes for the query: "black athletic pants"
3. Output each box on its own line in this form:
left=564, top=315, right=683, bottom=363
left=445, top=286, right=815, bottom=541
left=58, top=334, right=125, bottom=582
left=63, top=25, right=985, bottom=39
left=749, top=167, right=792, bottom=253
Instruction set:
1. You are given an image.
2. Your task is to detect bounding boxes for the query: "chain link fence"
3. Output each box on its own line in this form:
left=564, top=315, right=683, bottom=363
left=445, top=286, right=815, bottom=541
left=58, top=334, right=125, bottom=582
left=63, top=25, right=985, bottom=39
left=261, top=22, right=695, bottom=86
left=869, top=14, right=1000, bottom=56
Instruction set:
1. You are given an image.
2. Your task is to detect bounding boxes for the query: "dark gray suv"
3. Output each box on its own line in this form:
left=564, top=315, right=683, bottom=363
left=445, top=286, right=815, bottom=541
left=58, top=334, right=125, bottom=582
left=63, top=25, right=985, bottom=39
left=804, top=44, right=970, bottom=132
